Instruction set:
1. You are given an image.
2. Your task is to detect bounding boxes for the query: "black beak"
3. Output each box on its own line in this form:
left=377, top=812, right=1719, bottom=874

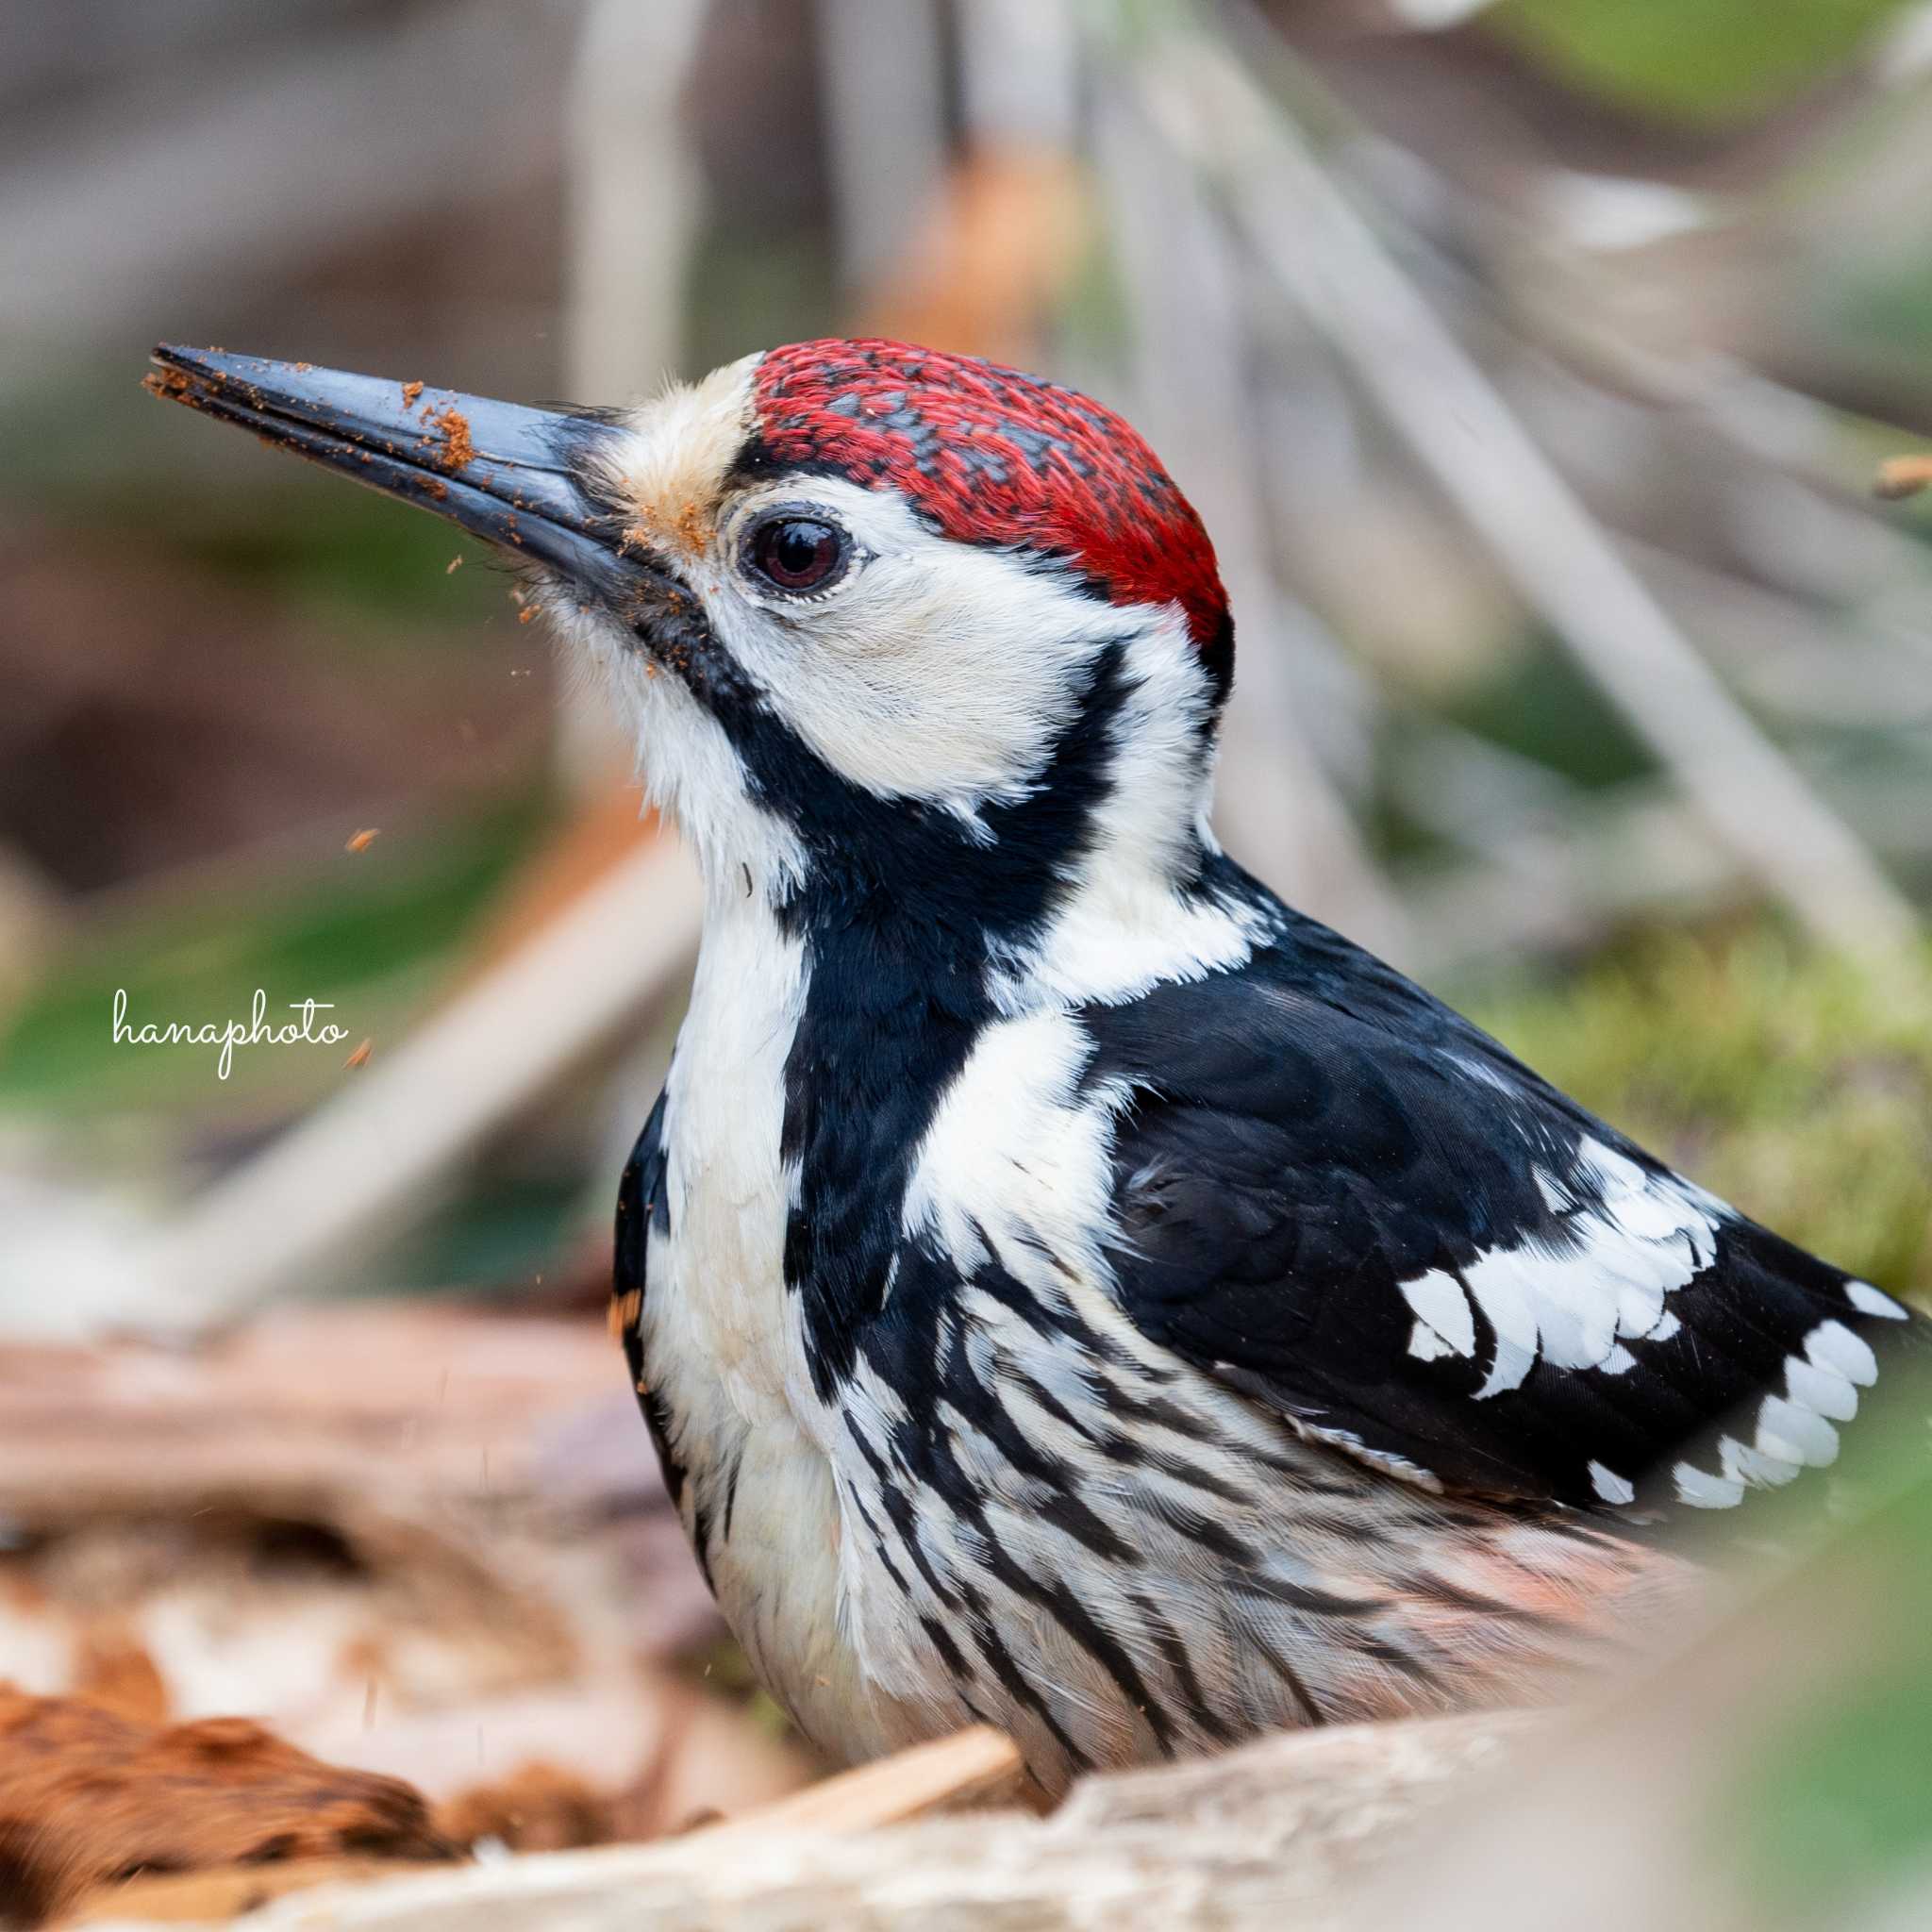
left=145, top=346, right=687, bottom=625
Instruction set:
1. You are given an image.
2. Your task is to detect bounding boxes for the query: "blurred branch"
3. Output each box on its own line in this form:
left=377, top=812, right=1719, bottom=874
left=1093, top=86, right=1409, bottom=957
left=558, top=0, right=711, bottom=791
left=1130, top=24, right=1919, bottom=960
left=1409, top=758, right=1932, bottom=975
left=0, top=0, right=561, bottom=360
left=134, top=834, right=703, bottom=1330
left=817, top=0, right=949, bottom=297
left=956, top=0, right=1081, bottom=150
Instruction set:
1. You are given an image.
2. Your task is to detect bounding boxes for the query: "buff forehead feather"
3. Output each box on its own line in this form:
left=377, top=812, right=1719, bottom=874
left=607, top=354, right=761, bottom=560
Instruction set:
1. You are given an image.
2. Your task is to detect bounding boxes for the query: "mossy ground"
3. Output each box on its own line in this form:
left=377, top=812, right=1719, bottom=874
left=1468, top=923, right=1932, bottom=1307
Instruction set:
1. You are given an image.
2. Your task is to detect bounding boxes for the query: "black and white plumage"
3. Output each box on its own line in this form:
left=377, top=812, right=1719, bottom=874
left=152, top=337, right=1928, bottom=1797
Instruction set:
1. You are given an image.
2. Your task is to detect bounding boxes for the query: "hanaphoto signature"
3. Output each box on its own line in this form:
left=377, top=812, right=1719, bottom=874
left=111, top=989, right=350, bottom=1081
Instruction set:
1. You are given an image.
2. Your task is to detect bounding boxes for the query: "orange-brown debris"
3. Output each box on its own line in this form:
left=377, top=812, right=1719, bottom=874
left=669, top=499, right=711, bottom=558
left=345, top=827, right=381, bottom=853
left=436, top=1762, right=611, bottom=1854
left=431, top=405, right=475, bottom=473
left=401, top=379, right=425, bottom=410
left=1875, top=453, right=1932, bottom=500
left=343, top=1039, right=374, bottom=1070
left=517, top=605, right=538, bottom=624
left=446, top=555, right=463, bottom=575
left=71, top=1627, right=170, bottom=1728
left=608, top=1288, right=643, bottom=1343
left=0, top=1689, right=454, bottom=1926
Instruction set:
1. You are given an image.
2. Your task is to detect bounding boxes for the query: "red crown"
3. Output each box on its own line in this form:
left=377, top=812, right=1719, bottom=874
left=747, top=341, right=1231, bottom=695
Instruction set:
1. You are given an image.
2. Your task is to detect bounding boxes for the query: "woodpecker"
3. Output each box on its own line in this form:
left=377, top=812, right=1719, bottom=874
left=151, top=339, right=1926, bottom=1794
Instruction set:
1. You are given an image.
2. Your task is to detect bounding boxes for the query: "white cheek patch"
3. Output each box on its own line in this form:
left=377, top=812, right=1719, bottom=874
left=704, top=478, right=1142, bottom=809
left=1399, top=1139, right=1718, bottom=1399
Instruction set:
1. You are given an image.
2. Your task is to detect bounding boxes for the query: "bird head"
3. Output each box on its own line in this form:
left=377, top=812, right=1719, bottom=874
left=149, top=340, right=1233, bottom=944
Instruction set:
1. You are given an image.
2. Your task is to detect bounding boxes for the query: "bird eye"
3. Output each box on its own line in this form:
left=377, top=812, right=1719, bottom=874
left=746, top=514, right=850, bottom=595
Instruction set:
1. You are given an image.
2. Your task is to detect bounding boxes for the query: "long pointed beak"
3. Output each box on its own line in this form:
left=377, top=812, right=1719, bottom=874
left=144, top=346, right=665, bottom=613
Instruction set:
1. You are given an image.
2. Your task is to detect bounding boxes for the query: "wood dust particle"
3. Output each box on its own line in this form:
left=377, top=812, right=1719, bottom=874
left=446, top=555, right=463, bottom=575
left=671, top=499, right=709, bottom=558
left=1875, top=454, right=1932, bottom=500
left=431, top=406, right=475, bottom=472
left=401, top=379, right=425, bottom=410
left=517, top=606, right=536, bottom=624
left=344, top=1040, right=374, bottom=1070
left=345, top=828, right=380, bottom=853
left=608, top=1288, right=642, bottom=1342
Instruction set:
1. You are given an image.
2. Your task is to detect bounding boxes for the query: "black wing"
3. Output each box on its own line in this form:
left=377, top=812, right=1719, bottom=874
left=614, top=1088, right=687, bottom=1511
left=1082, top=910, right=1924, bottom=1516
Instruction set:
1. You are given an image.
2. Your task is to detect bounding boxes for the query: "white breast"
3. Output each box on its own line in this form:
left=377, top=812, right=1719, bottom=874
left=637, top=889, right=922, bottom=1761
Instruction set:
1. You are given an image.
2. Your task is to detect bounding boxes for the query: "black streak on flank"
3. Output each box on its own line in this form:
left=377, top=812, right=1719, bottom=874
left=615, top=1094, right=685, bottom=1506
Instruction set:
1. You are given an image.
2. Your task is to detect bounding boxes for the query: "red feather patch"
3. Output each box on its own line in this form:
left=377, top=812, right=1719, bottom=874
left=747, top=340, right=1231, bottom=693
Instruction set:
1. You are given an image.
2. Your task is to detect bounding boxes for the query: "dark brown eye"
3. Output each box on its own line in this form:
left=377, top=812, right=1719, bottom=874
left=748, top=515, right=848, bottom=594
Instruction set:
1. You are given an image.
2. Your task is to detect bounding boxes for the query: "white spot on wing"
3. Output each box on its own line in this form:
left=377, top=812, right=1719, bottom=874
left=1784, top=1353, right=1857, bottom=1422
left=1807, top=1319, right=1878, bottom=1387
left=1754, top=1394, right=1840, bottom=1469
left=1401, top=1269, right=1475, bottom=1360
left=1403, top=1138, right=1721, bottom=1396
left=1674, top=1460, right=1745, bottom=1509
left=1407, top=1320, right=1458, bottom=1362
left=1589, top=1460, right=1635, bottom=1505
left=1718, top=1432, right=1802, bottom=1490
left=1662, top=1315, right=1882, bottom=1518
left=1847, top=1279, right=1909, bottom=1321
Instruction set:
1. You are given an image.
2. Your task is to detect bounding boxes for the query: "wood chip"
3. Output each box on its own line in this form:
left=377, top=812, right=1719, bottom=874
left=703, top=1725, right=1025, bottom=1837
left=346, top=828, right=381, bottom=853
left=1874, top=454, right=1932, bottom=500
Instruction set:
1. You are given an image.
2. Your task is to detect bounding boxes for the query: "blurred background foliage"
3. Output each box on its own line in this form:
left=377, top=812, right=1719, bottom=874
left=0, top=0, right=1929, bottom=1313
left=1, top=6, right=1931, bottom=1906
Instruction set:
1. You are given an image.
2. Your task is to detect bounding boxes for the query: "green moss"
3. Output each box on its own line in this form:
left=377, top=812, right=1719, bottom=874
left=1490, top=0, right=1911, bottom=126
left=1467, top=924, right=1932, bottom=1302
left=1722, top=1438, right=1932, bottom=1915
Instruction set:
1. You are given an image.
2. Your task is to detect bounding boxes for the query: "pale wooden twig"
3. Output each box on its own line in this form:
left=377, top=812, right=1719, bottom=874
left=703, top=1724, right=1028, bottom=1835
left=1132, top=34, right=1919, bottom=960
